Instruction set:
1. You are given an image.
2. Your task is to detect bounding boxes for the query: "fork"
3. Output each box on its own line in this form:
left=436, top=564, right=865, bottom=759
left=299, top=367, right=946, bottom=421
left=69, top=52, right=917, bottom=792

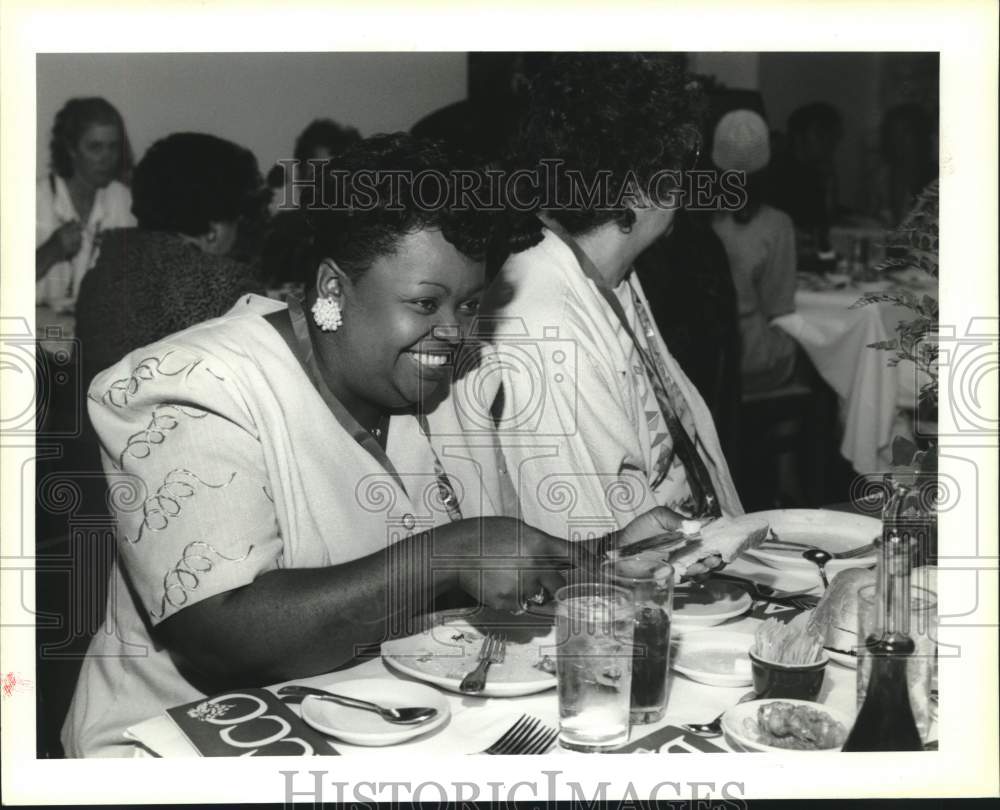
left=758, top=534, right=878, bottom=560
left=480, top=714, right=558, bottom=754
left=683, top=572, right=818, bottom=607
left=459, top=634, right=506, bottom=693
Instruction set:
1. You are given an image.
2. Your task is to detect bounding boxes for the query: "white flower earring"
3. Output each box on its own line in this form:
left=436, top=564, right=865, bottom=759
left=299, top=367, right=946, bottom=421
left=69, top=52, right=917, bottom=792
left=311, top=296, right=343, bottom=331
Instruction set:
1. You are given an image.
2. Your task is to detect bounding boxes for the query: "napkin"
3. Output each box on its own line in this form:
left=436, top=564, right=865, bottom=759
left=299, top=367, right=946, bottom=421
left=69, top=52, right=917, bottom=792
left=166, top=688, right=338, bottom=756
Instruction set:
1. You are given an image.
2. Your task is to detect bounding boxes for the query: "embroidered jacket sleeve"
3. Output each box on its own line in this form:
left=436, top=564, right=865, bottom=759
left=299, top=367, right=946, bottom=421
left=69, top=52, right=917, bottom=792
left=88, top=344, right=283, bottom=625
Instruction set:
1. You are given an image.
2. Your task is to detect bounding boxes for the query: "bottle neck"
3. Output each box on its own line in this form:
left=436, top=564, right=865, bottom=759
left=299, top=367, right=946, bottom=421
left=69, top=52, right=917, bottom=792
left=876, top=523, right=914, bottom=639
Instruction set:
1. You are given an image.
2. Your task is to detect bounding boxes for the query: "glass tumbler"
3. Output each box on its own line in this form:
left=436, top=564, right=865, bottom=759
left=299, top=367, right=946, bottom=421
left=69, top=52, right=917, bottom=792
left=554, top=582, right=634, bottom=752
left=601, top=557, right=674, bottom=724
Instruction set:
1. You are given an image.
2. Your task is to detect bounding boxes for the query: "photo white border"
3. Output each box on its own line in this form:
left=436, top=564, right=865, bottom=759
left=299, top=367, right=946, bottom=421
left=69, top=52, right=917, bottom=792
left=2, top=0, right=997, bottom=804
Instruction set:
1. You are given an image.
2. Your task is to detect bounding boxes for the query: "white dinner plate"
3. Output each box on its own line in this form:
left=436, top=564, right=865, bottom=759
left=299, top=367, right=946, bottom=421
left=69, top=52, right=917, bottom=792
left=673, top=580, right=753, bottom=630
left=300, top=679, right=449, bottom=746
left=382, top=609, right=558, bottom=698
left=721, top=698, right=852, bottom=753
left=671, top=630, right=755, bottom=687
left=741, top=509, right=880, bottom=580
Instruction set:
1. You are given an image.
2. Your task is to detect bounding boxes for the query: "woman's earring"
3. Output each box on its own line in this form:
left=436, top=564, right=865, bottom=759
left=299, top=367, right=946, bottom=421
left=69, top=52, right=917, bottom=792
left=311, top=296, right=342, bottom=331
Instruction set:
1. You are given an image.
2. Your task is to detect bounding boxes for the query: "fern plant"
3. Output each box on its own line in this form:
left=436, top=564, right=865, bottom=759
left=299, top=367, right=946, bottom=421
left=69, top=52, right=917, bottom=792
left=850, top=179, right=939, bottom=472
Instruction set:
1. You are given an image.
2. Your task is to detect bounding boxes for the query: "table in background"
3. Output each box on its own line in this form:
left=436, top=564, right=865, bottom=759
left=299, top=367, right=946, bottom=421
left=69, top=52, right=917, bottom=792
left=774, top=279, right=935, bottom=474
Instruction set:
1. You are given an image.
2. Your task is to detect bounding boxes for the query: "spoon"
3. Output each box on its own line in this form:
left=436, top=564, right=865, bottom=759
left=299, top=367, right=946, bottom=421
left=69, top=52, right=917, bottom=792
left=802, top=548, right=832, bottom=589
left=277, top=685, right=438, bottom=724
left=682, top=691, right=757, bottom=737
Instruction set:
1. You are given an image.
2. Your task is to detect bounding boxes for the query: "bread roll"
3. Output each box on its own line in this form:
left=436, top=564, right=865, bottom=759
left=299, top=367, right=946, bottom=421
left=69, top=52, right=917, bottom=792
left=808, top=567, right=876, bottom=651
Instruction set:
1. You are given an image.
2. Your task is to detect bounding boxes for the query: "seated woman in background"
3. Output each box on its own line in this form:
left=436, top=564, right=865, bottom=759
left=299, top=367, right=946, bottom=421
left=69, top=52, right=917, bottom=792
left=75, top=132, right=266, bottom=388
left=870, top=103, right=938, bottom=228
left=36, top=97, right=135, bottom=312
left=63, top=134, right=672, bottom=757
left=486, top=53, right=743, bottom=538
left=710, top=109, right=799, bottom=394
left=261, top=118, right=362, bottom=289
left=266, top=116, right=361, bottom=212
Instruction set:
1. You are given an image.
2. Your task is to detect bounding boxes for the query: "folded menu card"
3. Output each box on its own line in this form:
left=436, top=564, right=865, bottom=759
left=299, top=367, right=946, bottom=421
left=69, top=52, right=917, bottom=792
left=612, top=726, right=727, bottom=754
left=167, top=688, right=338, bottom=756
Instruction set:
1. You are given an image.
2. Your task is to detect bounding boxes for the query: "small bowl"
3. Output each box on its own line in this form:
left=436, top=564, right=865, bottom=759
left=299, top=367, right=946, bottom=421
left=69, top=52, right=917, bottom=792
left=749, top=650, right=828, bottom=701
left=721, top=698, right=851, bottom=753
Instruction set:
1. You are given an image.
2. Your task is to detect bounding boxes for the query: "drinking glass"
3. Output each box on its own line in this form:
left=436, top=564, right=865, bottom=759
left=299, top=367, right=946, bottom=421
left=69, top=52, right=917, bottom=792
left=553, top=582, right=634, bottom=752
left=600, top=557, right=673, bottom=724
left=856, top=584, right=937, bottom=742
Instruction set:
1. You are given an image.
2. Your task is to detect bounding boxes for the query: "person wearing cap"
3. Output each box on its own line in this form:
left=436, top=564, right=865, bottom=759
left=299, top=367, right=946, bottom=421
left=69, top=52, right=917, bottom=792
left=710, top=109, right=798, bottom=394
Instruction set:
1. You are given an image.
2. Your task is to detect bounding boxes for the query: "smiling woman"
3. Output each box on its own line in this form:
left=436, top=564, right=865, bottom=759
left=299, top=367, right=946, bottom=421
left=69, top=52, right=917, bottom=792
left=63, top=132, right=684, bottom=757
left=35, top=97, right=136, bottom=308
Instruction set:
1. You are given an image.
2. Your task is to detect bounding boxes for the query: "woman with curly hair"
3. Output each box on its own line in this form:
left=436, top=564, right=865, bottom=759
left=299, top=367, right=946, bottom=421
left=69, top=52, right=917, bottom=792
left=486, top=53, right=743, bottom=540
left=75, top=132, right=267, bottom=387
left=36, top=97, right=135, bottom=311
left=63, top=133, right=672, bottom=756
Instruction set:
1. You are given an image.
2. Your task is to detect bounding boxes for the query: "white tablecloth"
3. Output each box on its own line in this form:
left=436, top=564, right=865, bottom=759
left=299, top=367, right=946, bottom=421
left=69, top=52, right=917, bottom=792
left=774, top=285, right=933, bottom=474
left=125, top=564, right=859, bottom=757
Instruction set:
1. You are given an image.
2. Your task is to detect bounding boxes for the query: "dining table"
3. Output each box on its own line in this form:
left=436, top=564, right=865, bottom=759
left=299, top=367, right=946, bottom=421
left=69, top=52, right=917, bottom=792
left=123, top=553, right=867, bottom=758
left=773, top=269, right=937, bottom=474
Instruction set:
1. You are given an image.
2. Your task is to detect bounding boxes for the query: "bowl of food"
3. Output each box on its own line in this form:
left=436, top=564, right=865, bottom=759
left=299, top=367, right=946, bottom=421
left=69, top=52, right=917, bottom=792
left=721, top=699, right=850, bottom=753
left=750, top=613, right=829, bottom=700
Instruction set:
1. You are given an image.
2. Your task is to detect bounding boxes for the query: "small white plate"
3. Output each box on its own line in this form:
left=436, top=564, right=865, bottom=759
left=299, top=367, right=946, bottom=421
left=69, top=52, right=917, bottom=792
left=673, top=580, right=753, bottom=629
left=671, top=630, right=755, bottom=687
left=300, top=679, right=449, bottom=747
left=741, top=509, right=880, bottom=580
left=721, top=698, right=852, bottom=752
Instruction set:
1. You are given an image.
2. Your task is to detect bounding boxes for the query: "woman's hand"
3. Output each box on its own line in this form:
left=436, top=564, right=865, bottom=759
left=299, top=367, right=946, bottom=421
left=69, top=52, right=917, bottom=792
left=36, top=221, right=84, bottom=280
left=51, top=221, right=84, bottom=259
left=616, top=505, right=689, bottom=550
left=456, top=518, right=595, bottom=612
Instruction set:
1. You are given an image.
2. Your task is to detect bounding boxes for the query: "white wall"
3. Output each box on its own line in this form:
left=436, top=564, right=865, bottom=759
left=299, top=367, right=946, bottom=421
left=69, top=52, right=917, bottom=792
left=36, top=52, right=467, bottom=176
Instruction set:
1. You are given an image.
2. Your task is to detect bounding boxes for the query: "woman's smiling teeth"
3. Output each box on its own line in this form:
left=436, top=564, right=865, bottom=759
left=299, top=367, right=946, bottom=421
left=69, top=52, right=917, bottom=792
left=407, top=350, right=449, bottom=368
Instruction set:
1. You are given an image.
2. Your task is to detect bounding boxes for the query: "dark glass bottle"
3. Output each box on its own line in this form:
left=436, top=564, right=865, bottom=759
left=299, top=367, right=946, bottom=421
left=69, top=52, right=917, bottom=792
left=842, top=512, right=923, bottom=751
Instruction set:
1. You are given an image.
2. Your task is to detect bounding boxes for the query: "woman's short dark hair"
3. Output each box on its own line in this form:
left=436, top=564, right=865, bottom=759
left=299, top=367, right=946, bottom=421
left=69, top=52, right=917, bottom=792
left=304, top=132, right=540, bottom=283
left=293, top=118, right=362, bottom=164
left=131, top=133, right=264, bottom=236
left=49, top=97, right=133, bottom=180
left=509, top=53, right=704, bottom=235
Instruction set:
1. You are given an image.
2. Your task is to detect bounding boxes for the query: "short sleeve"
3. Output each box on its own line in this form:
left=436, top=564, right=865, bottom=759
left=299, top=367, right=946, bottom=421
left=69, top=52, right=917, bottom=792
left=88, top=344, right=283, bottom=625
left=104, top=182, right=137, bottom=229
